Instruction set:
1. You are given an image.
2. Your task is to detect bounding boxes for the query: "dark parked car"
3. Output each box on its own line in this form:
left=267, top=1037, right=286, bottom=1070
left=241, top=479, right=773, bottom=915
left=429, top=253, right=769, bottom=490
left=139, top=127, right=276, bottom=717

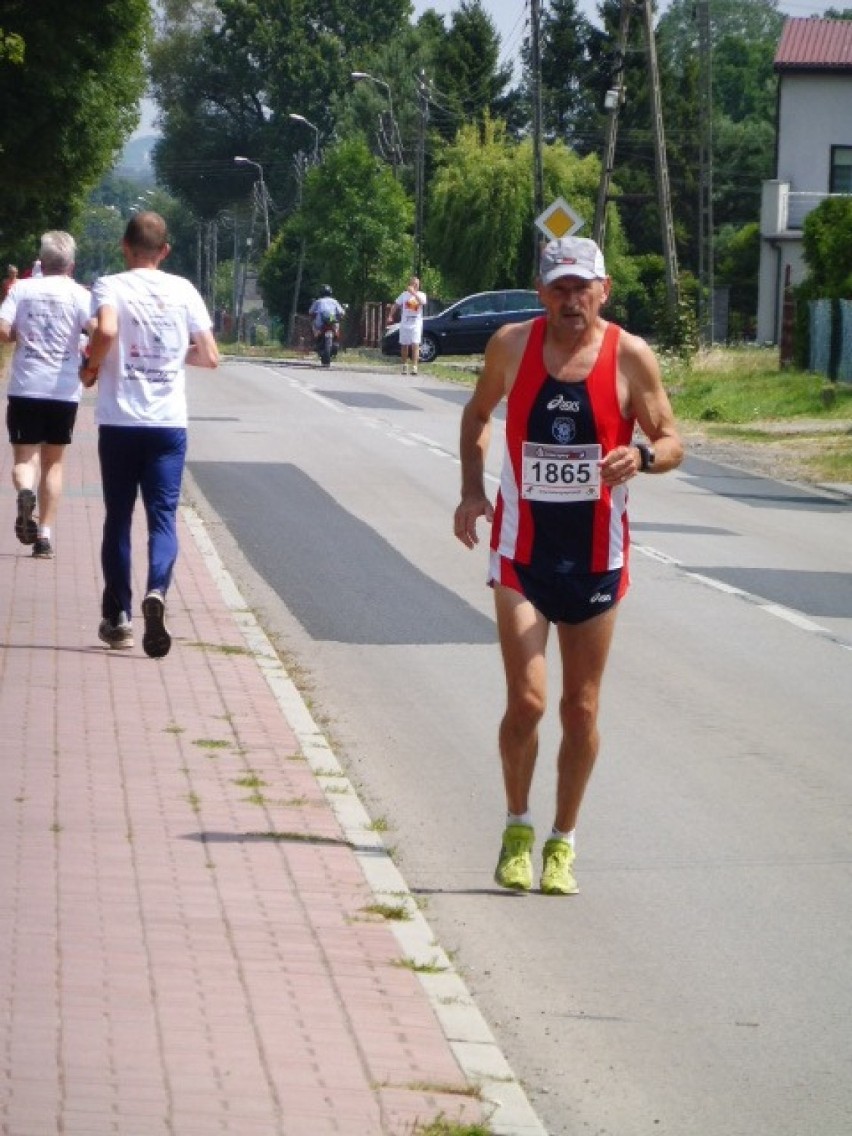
left=382, top=289, right=545, bottom=364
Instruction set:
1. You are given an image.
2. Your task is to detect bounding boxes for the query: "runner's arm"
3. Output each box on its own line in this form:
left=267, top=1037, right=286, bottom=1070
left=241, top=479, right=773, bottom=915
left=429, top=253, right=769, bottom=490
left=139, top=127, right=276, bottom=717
left=454, top=323, right=522, bottom=548
left=186, top=328, right=219, bottom=369
left=601, top=332, right=683, bottom=485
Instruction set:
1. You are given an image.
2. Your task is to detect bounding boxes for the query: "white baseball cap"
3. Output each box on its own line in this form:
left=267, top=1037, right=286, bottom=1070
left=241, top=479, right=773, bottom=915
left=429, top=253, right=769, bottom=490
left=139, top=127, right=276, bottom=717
left=539, top=236, right=607, bottom=285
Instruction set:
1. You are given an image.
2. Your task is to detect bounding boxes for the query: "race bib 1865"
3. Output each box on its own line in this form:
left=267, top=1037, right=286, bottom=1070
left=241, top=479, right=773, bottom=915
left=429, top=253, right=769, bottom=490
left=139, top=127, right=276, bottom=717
left=521, top=442, right=602, bottom=502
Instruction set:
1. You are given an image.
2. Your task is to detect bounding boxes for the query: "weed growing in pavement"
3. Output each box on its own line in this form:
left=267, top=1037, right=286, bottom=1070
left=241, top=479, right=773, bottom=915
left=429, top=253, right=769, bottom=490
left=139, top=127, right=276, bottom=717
left=409, top=1116, right=493, bottom=1136
left=187, top=792, right=201, bottom=814
left=360, top=902, right=412, bottom=922
left=251, top=830, right=352, bottom=848
left=164, top=723, right=185, bottom=734
left=394, top=956, right=449, bottom=975
left=193, top=739, right=230, bottom=752
left=368, top=815, right=390, bottom=833
left=233, top=774, right=267, bottom=789
left=186, top=640, right=253, bottom=656
left=406, top=1082, right=483, bottom=1100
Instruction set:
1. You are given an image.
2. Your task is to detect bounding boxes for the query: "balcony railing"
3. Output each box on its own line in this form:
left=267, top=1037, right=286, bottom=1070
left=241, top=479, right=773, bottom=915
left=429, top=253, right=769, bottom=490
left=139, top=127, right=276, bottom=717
left=785, top=191, right=848, bottom=230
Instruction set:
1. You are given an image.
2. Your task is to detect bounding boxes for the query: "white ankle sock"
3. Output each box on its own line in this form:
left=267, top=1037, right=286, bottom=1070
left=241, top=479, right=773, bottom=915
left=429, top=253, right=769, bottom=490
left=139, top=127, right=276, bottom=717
left=38, top=525, right=51, bottom=540
left=550, top=827, right=575, bottom=848
left=507, top=811, right=533, bottom=828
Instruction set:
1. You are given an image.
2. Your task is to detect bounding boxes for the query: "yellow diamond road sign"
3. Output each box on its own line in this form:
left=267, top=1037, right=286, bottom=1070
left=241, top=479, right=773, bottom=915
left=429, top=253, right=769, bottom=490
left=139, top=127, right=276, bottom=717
left=535, top=197, right=584, bottom=240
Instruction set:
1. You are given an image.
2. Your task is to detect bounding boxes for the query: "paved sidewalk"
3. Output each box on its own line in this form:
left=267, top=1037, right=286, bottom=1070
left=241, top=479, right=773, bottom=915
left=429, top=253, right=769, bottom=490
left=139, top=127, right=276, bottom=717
left=0, top=404, right=545, bottom=1136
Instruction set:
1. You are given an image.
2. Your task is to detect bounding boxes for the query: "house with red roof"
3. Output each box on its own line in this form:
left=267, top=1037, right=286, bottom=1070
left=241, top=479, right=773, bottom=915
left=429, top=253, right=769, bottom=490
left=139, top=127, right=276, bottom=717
left=757, top=17, right=852, bottom=343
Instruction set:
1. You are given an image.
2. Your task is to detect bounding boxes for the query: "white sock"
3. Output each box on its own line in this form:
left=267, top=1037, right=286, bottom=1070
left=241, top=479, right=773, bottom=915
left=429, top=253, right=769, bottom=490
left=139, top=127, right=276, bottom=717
left=550, top=827, right=575, bottom=848
left=507, top=811, right=533, bottom=828
left=38, top=525, right=51, bottom=540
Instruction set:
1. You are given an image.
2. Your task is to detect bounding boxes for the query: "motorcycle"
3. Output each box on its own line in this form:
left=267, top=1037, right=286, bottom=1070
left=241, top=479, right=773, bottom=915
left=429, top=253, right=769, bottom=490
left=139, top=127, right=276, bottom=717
left=316, top=313, right=340, bottom=367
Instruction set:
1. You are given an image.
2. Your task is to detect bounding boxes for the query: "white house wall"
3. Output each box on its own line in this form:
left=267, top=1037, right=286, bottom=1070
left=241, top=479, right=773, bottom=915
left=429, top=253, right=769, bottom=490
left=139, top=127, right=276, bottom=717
left=777, top=74, right=852, bottom=191
left=757, top=72, right=852, bottom=342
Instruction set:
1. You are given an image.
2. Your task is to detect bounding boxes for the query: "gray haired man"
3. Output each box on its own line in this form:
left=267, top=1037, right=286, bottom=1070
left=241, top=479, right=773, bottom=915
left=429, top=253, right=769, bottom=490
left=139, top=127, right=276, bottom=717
left=0, top=231, right=93, bottom=559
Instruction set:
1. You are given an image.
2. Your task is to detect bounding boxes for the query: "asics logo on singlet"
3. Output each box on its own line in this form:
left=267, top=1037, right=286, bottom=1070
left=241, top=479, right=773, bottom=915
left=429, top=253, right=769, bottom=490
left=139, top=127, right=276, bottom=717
left=547, top=395, right=581, bottom=412
left=590, top=592, right=612, bottom=604
left=552, top=417, right=577, bottom=444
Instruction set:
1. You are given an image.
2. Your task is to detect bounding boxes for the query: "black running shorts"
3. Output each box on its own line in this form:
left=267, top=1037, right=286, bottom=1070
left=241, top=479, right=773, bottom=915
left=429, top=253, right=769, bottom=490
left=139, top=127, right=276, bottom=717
left=7, top=396, right=79, bottom=446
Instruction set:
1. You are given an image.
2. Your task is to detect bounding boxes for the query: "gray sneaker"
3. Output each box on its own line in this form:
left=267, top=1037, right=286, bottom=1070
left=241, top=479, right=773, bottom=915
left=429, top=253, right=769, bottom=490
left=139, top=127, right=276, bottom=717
left=15, top=489, right=37, bottom=545
left=142, top=591, right=171, bottom=659
left=32, top=536, right=54, bottom=559
left=98, top=613, right=134, bottom=650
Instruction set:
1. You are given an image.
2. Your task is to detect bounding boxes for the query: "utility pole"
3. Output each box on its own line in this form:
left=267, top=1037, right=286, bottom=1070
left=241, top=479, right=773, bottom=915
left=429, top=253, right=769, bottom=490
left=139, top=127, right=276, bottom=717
left=290, top=153, right=311, bottom=345
left=696, top=0, right=714, bottom=344
left=593, top=0, right=632, bottom=246
left=594, top=0, right=680, bottom=324
left=642, top=0, right=679, bottom=318
left=530, top=0, right=545, bottom=265
left=414, top=71, right=429, bottom=277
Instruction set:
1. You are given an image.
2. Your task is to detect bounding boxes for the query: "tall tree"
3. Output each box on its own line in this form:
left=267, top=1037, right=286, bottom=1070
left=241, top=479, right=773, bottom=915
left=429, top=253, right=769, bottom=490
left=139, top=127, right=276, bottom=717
left=429, top=0, right=514, bottom=142
left=260, top=137, right=411, bottom=318
left=657, top=0, right=783, bottom=231
left=424, top=119, right=637, bottom=312
left=0, top=0, right=150, bottom=264
left=150, top=0, right=410, bottom=224
left=516, top=0, right=600, bottom=150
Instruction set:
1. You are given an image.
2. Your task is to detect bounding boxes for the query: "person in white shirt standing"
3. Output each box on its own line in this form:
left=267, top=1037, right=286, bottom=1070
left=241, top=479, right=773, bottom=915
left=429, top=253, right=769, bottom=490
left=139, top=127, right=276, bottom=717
left=389, top=275, right=427, bottom=374
left=81, top=212, right=219, bottom=657
left=0, top=231, right=93, bottom=559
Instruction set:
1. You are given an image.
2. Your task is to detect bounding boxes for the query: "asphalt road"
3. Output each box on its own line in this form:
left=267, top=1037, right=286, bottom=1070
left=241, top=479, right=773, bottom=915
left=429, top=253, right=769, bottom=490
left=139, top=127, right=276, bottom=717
left=184, top=357, right=852, bottom=1136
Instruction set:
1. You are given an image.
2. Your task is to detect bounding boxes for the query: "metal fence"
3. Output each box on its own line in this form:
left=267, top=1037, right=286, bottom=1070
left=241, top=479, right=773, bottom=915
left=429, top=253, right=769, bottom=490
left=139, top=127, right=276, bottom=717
left=808, top=298, right=852, bottom=383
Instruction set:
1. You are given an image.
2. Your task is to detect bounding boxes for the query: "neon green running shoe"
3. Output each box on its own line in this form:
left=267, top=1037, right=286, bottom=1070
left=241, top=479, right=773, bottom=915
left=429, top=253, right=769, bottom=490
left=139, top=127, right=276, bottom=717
left=494, top=824, right=534, bottom=891
left=540, top=838, right=578, bottom=895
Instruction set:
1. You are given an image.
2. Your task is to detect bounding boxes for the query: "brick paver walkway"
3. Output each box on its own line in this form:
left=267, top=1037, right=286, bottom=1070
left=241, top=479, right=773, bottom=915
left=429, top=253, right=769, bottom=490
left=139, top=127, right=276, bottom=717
left=0, top=402, right=510, bottom=1136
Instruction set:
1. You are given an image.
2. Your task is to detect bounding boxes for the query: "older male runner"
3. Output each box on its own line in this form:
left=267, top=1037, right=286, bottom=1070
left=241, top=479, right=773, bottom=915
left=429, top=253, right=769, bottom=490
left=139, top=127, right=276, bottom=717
left=454, top=236, right=683, bottom=895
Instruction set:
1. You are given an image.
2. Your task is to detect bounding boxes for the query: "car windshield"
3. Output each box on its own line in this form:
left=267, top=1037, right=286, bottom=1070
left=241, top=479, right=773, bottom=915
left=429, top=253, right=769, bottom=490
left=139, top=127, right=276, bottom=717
left=455, top=295, right=502, bottom=317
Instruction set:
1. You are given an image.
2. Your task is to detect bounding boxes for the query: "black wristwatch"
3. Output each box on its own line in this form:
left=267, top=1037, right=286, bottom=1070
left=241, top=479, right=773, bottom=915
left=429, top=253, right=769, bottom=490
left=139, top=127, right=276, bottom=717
left=635, top=442, right=655, bottom=472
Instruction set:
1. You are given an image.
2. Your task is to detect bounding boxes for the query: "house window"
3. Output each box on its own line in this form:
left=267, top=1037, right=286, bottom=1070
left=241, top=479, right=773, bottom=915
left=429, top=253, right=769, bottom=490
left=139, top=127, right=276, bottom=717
left=830, top=146, right=852, bottom=193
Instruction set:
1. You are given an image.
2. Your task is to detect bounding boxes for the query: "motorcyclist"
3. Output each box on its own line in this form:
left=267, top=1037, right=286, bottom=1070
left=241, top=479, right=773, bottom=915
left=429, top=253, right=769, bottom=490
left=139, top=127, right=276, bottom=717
left=309, top=285, right=345, bottom=348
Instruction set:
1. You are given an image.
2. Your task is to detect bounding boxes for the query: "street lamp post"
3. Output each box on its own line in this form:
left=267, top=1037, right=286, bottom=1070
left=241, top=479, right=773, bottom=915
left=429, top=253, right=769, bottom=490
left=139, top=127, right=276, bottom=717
left=351, top=71, right=403, bottom=170
left=288, top=113, right=320, bottom=165
left=286, top=114, right=322, bottom=345
left=234, top=155, right=271, bottom=248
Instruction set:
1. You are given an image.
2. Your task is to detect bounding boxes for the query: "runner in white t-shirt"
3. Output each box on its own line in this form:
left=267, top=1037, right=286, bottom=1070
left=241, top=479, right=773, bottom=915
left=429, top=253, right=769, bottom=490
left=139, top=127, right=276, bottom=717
left=82, top=211, right=219, bottom=657
left=0, top=231, right=93, bottom=559
left=389, top=276, right=427, bottom=374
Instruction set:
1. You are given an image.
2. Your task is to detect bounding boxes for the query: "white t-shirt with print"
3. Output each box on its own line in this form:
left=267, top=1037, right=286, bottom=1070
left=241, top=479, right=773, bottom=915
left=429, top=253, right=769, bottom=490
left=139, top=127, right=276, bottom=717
left=0, top=275, right=92, bottom=402
left=395, top=288, right=427, bottom=334
left=91, top=268, right=213, bottom=428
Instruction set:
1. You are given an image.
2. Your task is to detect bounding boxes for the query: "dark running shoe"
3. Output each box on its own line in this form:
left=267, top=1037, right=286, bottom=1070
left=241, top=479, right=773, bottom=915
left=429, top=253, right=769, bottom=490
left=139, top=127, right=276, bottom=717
left=15, top=489, right=37, bottom=545
left=98, top=613, right=134, bottom=650
left=32, top=537, right=54, bottom=559
left=142, top=591, right=171, bottom=659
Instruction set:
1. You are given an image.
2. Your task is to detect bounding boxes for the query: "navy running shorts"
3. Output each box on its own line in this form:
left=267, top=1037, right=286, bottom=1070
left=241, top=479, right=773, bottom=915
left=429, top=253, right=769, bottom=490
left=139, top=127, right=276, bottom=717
left=490, top=554, right=627, bottom=625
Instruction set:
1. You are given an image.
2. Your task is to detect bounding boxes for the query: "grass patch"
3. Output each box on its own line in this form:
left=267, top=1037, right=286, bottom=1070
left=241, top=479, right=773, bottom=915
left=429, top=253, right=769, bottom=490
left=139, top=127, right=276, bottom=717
left=668, top=349, right=852, bottom=424
left=666, top=349, right=852, bottom=482
left=367, top=815, right=390, bottom=833
left=193, top=739, right=230, bottom=751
